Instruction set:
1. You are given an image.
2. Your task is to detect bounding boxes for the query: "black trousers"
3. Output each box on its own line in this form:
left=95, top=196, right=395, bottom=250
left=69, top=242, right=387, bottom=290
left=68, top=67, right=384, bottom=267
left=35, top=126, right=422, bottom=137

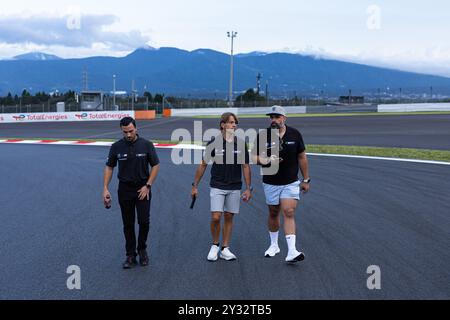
left=118, top=182, right=151, bottom=257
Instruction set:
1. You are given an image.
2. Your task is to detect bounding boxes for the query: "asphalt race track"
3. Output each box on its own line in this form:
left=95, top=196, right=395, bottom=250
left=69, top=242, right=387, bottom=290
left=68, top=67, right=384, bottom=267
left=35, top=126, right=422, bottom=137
left=0, top=142, right=449, bottom=299
left=1, top=113, right=450, bottom=150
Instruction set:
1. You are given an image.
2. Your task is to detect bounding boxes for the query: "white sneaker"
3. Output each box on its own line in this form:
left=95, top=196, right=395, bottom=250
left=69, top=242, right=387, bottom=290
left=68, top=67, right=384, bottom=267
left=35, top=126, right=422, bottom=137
left=285, top=250, right=305, bottom=263
left=219, top=247, right=237, bottom=261
left=207, top=245, right=220, bottom=261
left=264, top=244, right=280, bottom=257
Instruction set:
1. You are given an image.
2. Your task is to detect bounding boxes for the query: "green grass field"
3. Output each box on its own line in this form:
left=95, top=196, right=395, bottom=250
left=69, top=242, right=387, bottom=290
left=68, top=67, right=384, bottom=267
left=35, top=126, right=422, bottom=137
left=306, top=145, right=450, bottom=162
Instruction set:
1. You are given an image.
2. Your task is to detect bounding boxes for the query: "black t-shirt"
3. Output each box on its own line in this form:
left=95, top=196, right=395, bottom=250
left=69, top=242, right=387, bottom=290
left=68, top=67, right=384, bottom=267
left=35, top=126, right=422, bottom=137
left=204, top=135, right=250, bottom=190
left=106, top=136, right=160, bottom=185
left=253, top=125, right=305, bottom=185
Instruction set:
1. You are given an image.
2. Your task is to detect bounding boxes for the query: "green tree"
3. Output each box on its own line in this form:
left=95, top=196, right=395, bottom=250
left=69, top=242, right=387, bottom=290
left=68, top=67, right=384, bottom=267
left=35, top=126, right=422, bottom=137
left=235, top=88, right=266, bottom=103
left=166, top=96, right=177, bottom=104
left=35, top=91, right=50, bottom=103
left=21, top=89, right=32, bottom=104
left=143, top=91, right=153, bottom=102
left=64, top=90, right=76, bottom=101
left=153, top=93, right=164, bottom=103
left=5, top=92, right=14, bottom=105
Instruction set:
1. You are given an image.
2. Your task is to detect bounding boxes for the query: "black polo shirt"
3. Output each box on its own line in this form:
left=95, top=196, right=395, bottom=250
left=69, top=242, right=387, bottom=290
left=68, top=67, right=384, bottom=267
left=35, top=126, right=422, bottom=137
left=253, top=125, right=305, bottom=185
left=106, top=135, right=160, bottom=185
left=204, top=135, right=250, bottom=190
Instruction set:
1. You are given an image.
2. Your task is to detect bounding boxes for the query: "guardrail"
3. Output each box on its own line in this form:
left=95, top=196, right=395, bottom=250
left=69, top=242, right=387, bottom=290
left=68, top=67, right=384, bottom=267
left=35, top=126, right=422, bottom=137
left=377, top=103, right=450, bottom=112
left=1, top=103, right=449, bottom=124
left=0, top=111, right=136, bottom=124
left=306, top=105, right=378, bottom=113
left=171, top=106, right=306, bottom=117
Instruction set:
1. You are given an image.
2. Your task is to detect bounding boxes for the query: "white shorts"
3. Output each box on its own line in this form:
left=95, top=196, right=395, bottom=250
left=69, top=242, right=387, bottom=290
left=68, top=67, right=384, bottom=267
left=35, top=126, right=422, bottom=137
left=210, top=188, right=241, bottom=214
left=263, top=180, right=301, bottom=206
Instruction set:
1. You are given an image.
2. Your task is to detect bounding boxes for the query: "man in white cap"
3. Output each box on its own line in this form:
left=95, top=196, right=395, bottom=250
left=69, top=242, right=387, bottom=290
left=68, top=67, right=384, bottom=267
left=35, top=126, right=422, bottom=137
left=252, top=105, right=310, bottom=263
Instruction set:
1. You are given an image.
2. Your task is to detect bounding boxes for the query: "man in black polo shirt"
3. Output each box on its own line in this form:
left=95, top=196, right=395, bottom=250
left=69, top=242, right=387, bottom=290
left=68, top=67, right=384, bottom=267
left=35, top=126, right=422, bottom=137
left=103, top=117, right=160, bottom=269
left=252, top=106, right=310, bottom=263
left=191, top=112, right=252, bottom=262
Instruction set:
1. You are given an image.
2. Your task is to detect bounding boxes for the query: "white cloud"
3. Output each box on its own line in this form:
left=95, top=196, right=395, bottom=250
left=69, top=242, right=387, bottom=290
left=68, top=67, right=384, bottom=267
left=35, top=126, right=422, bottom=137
left=1, top=2, right=449, bottom=78
left=0, top=13, right=150, bottom=50
left=273, top=45, right=450, bottom=78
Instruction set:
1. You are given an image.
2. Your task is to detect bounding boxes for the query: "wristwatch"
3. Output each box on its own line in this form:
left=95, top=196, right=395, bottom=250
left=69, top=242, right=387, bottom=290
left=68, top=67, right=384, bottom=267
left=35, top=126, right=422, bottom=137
left=302, top=178, right=311, bottom=184
left=192, top=182, right=198, bottom=188
left=146, top=183, right=152, bottom=189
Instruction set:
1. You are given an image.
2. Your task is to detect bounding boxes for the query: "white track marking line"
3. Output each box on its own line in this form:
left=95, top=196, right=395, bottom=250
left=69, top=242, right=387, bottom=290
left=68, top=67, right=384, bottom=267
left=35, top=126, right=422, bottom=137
left=307, top=152, right=450, bottom=166
left=1, top=140, right=449, bottom=166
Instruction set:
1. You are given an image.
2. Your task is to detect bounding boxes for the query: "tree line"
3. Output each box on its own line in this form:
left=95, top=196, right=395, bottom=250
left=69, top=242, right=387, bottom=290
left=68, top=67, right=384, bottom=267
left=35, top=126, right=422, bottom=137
left=0, top=90, right=77, bottom=106
left=0, top=88, right=266, bottom=106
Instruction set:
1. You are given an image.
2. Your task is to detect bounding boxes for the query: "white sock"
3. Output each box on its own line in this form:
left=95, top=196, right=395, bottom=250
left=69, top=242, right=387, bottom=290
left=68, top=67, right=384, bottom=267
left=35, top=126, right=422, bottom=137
left=270, top=231, right=279, bottom=246
left=286, top=234, right=297, bottom=253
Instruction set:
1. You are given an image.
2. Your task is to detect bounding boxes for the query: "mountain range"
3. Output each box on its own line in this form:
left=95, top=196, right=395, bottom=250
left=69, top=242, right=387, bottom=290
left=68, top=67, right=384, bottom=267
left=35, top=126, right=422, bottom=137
left=1, top=47, right=450, bottom=97
left=12, top=52, right=62, bottom=61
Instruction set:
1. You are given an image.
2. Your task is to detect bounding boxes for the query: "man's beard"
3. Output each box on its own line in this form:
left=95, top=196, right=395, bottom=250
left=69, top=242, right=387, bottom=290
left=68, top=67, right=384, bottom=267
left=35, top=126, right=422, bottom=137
left=271, top=122, right=282, bottom=129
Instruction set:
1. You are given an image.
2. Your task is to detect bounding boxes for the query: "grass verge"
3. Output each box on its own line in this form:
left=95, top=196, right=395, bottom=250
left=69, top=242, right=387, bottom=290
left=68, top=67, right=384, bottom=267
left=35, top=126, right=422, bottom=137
left=307, top=144, right=450, bottom=162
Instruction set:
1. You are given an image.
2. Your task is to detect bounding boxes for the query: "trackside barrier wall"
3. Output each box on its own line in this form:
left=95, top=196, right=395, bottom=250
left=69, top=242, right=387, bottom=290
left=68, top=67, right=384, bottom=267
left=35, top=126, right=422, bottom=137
left=170, top=106, right=306, bottom=117
left=0, top=111, right=135, bottom=124
left=135, top=110, right=156, bottom=120
left=307, top=105, right=378, bottom=113
left=377, top=103, right=450, bottom=112
left=2, top=103, right=449, bottom=123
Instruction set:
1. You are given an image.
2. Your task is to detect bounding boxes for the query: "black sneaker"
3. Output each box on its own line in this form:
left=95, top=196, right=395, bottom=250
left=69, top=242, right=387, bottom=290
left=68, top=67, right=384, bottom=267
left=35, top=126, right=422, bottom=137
left=122, top=255, right=138, bottom=269
left=138, top=250, right=149, bottom=266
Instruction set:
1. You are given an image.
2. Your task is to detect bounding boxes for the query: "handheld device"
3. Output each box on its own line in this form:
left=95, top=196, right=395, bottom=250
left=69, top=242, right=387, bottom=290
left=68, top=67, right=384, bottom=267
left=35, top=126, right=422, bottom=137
left=190, top=195, right=197, bottom=209
left=105, top=195, right=111, bottom=209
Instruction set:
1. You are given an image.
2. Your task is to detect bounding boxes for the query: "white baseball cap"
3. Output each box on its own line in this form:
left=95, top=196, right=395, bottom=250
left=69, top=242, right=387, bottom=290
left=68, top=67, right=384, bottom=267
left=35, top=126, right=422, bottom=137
left=266, top=105, right=286, bottom=117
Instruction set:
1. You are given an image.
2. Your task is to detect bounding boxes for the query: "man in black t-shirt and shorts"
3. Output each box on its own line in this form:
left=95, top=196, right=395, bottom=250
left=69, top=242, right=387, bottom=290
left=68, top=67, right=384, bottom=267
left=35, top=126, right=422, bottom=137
left=252, top=106, right=310, bottom=263
left=191, top=112, right=252, bottom=262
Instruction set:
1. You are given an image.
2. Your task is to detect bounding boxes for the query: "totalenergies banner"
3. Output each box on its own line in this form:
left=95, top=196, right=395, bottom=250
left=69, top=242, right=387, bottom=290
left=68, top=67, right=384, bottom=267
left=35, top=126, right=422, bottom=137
left=0, top=111, right=135, bottom=123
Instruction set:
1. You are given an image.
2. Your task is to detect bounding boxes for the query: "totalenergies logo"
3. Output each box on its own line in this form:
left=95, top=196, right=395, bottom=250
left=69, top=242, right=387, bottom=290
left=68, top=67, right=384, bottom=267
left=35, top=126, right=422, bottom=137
left=75, top=113, right=88, bottom=119
left=13, top=115, right=26, bottom=121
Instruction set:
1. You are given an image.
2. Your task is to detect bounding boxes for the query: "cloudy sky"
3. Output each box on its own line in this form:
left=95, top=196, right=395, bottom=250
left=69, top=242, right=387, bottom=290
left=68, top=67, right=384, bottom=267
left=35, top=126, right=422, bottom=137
left=0, top=0, right=449, bottom=76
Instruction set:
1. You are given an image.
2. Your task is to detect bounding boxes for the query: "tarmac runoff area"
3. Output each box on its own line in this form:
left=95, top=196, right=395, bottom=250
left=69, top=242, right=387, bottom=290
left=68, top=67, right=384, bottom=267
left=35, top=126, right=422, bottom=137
left=0, top=114, right=449, bottom=299
left=1, top=113, right=450, bottom=150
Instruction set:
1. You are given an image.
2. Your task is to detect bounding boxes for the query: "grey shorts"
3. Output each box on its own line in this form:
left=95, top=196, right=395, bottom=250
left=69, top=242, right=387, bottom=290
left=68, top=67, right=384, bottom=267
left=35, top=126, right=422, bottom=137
left=210, top=188, right=241, bottom=214
left=263, top=180, right=301, bottom=205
